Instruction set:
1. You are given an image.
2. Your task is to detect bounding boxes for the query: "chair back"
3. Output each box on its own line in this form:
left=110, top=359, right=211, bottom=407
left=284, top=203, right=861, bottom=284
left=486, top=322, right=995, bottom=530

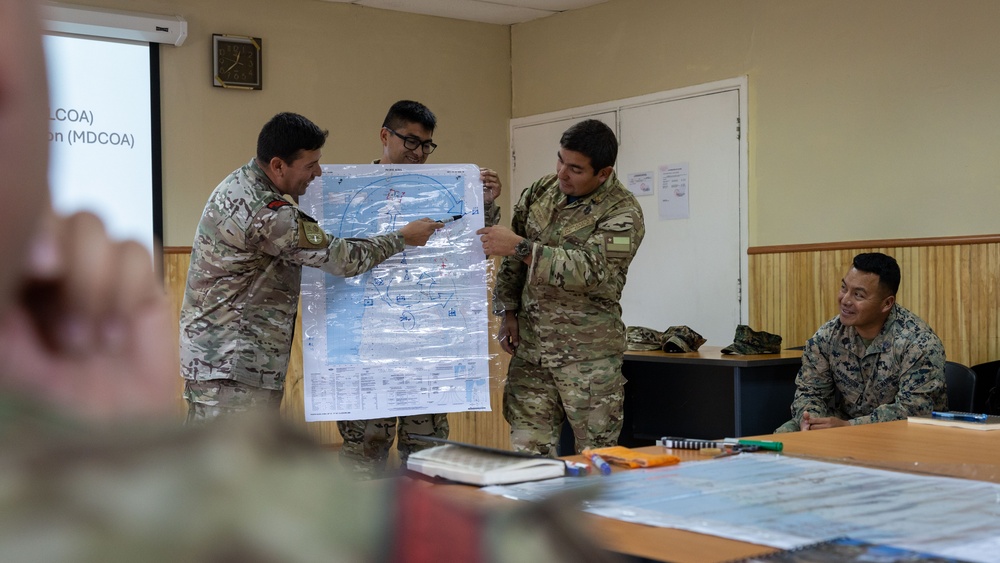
left=944, top=361, right=977, bottom=412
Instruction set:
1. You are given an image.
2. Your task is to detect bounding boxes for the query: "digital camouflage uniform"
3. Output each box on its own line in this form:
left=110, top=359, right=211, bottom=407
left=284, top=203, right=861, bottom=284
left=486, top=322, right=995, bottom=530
left=336, top=163, right=502, bottom=476
left=494, top=172, right=644, bottom=456
left=775, top=304, right=947, bottom=433
left=180, top=158, right=404, bottom=420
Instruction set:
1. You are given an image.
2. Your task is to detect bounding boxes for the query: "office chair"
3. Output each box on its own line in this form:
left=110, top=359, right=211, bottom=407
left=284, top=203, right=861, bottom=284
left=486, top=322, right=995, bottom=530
left=943, top=361, right=977, bottom=412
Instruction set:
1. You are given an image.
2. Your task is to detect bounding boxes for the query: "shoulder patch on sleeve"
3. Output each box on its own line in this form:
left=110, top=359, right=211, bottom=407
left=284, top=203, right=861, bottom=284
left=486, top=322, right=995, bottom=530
left=603, top=232, right=633, bottom=258
left=266, top=200, right=292, bottom=211
left=298, top=217, right=328, bottom=248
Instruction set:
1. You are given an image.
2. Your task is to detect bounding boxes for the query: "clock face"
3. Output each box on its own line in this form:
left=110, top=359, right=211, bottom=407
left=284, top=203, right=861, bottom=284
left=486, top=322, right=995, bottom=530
left=213, top=35, right=262, bottom=89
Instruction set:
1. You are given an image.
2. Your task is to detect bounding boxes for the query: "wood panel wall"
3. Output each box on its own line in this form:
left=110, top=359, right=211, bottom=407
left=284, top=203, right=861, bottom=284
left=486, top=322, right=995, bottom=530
left=164, top=249, right=512, bottom=449
left=167, top=235, right=998, bottom=448
left=748, top=237, right=1000, bottom=368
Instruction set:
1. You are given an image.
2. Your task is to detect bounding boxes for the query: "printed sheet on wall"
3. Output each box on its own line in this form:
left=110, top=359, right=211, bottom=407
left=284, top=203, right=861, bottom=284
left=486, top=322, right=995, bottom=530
left=299, top=164, right=491, bottom=422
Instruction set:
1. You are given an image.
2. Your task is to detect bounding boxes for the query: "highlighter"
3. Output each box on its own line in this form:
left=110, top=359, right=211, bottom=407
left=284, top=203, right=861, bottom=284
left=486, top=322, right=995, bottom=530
left=585, top=452, right=613, bottom=475
left=733, top=439, right=783, bottom=452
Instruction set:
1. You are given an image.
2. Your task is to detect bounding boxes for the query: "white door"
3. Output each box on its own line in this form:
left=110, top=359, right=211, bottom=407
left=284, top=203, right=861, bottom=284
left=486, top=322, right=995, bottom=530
left=511, top=111, right=617, bottom=203
left=616, top=91, right=741, bottom=345
left=509, top=82, right=745, bottom=346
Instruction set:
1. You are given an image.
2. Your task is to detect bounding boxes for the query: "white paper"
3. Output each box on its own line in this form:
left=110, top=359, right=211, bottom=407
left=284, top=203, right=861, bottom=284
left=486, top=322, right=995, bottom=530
left=658, top=163, right=690, bottom=220
left=627, top=171, right=655, bottom=197
left=298, top=164, right=491, bottom=422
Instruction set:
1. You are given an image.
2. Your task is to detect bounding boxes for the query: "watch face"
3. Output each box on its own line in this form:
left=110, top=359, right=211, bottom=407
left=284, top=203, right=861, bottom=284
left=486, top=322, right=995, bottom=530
left=213, top=35, right=262, bottom=89
left=515, top=239, right=532, bottom=259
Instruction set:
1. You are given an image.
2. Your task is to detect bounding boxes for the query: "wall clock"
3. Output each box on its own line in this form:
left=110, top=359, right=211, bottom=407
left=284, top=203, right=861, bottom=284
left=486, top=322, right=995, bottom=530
left=212, top=34, right=262, bottom=90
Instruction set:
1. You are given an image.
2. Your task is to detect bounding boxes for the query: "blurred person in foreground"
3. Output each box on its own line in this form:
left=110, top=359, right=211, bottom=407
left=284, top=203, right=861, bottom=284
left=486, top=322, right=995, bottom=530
left=0, top=2, right=619, bottom=561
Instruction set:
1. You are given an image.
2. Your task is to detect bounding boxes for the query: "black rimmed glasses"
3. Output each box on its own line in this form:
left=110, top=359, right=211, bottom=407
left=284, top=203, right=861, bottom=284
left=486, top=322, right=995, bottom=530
left=385, top=127, right=437, bottom=154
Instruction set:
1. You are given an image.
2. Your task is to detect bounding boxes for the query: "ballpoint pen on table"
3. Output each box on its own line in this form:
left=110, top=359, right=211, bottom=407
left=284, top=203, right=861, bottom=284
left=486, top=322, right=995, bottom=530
left=931, top=411, right=989, bottom=422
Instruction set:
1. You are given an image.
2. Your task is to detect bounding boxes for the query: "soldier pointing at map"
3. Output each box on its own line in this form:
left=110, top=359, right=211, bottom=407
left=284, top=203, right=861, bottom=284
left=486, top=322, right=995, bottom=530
left=179, top=112, right=442, bottom=422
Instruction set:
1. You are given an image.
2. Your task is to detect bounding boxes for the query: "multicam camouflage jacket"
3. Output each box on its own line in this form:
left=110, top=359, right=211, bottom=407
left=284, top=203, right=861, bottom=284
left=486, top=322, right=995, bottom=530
left=483, top=199, right=500, bottom=228
left=179, top=159, right=404, bottom=390
left=493, top=172, right=645, bottom=367
left=789, top=304, right=947, bottom=425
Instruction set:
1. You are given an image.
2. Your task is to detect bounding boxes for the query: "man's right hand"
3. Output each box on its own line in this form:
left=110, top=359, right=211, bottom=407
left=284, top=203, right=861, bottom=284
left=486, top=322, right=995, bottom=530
left=399, top=218, right=443, bottom=246
left=498, top=311, right=520, bottom=355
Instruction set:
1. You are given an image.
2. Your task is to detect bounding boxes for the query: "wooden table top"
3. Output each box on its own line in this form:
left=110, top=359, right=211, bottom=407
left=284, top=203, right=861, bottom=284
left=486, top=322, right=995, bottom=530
left=418, top=420, right=1000, bottom=563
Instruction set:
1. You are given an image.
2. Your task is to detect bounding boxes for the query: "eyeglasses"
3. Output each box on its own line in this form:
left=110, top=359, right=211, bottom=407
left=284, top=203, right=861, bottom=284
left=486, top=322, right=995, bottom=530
left=385, top=127, right=437, bottom=154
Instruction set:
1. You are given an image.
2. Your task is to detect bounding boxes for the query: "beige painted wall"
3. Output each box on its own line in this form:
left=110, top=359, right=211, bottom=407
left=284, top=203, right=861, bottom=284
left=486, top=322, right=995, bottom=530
left=511, top=0, right=1000, bottom=246
left=56, top=0, right=999, bottom=248
left=57, top=0, right=512, bottom=246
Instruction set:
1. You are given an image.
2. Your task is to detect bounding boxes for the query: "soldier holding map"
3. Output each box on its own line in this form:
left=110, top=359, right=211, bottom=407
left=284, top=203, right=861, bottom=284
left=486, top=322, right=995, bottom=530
left=338, top=100, right=504, bottom=477
left=179, top=112, right=442, bottom=422
left=478, top=120, right=645, bottom=456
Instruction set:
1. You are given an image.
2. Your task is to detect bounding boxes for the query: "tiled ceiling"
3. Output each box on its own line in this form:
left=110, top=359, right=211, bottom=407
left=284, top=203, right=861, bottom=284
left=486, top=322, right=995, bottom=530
left=318, top=0, right=610, bottom=25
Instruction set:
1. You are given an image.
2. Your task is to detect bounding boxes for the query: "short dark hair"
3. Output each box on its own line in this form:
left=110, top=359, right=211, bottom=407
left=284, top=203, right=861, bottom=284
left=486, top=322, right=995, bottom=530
left=853, top=252, right=901, bottom=296
left=256, top=112, right=328, bottom=164
left=559, top=119, right=618, bottom=172
left=382, top=100, right=436, bottom=133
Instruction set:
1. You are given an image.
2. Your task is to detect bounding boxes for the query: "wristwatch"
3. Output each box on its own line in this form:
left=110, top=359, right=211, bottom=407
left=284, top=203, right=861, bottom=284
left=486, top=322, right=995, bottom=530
left=513, top=238, right=533, bottom=261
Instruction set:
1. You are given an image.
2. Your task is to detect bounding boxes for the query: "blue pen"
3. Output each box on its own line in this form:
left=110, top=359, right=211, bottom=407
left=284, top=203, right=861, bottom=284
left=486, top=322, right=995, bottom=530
left=585, top=452, right=613, bottom=475
left=931, top=411, right=989, bottom=423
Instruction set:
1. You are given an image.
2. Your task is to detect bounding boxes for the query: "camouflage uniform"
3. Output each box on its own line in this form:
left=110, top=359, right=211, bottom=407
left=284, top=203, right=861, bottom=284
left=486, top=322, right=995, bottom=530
left=180, top=158, right=404, bottom=417
left=494, top=172, right=645, bottom=456
left=338, top=161, right=502, bottom=476
left=483, top=197, right=500, bottom=229
left=0, top=401, right=618, bottom=563
left=775, top=304, right=947, bottom=433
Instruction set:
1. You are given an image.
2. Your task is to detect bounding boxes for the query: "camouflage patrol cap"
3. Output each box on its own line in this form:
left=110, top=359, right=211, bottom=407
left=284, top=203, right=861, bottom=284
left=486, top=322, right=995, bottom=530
left=661, top=326, right=706, bottom=353
left=721, top=325, right=783, bottom=355
left=626, top=326, right=665, bottom=351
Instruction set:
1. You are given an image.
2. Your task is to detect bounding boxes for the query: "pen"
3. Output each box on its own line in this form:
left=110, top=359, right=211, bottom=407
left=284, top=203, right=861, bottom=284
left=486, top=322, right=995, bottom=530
left=436, top=214, right=464, bottom=224
left=931, top=411, right=989, bottom=423
left=584, top=451, right=612, bottom=475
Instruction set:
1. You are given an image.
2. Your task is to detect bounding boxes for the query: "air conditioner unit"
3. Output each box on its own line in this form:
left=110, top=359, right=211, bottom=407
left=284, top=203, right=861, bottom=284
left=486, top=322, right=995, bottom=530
left=40, top=2, right=188, bottom=46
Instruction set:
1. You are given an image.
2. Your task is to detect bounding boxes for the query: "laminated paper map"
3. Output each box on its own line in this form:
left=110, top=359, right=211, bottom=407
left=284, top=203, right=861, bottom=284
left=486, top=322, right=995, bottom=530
left=298, top=164, right=491, bottom=421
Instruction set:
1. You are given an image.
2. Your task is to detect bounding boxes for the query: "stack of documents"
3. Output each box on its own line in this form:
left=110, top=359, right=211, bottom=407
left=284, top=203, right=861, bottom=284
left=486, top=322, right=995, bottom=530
left=406, top=438, right=566, bottom=486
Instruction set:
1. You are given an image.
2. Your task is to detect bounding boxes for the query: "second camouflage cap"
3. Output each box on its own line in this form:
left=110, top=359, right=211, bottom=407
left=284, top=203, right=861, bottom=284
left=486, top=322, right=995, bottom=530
left=721, top=325, right=783, bottom=355
left=661, top=326, right=706, bottom=353
left=625, top=326, right=665, bottom=351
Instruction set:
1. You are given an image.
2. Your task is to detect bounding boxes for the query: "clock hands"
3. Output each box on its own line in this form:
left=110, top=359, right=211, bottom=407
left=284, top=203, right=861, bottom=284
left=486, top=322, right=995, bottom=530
left=224, top=51, right=242, bottom=73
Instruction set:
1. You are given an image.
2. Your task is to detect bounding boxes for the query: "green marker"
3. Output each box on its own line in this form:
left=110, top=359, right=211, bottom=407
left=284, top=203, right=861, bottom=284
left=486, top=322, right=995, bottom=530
left=733, top=439, right=783, bottom=452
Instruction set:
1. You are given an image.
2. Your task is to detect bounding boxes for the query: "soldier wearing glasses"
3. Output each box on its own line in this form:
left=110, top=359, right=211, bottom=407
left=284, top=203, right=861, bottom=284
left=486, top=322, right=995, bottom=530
left=337, top=100, right=503, bottom=477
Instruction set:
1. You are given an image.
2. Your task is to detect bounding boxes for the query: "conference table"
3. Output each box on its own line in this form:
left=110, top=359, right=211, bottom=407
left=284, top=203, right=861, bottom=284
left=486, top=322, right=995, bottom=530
left=619, top=346, right=803, bottom=446
left=421, top=421, right=1000, bottom=563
